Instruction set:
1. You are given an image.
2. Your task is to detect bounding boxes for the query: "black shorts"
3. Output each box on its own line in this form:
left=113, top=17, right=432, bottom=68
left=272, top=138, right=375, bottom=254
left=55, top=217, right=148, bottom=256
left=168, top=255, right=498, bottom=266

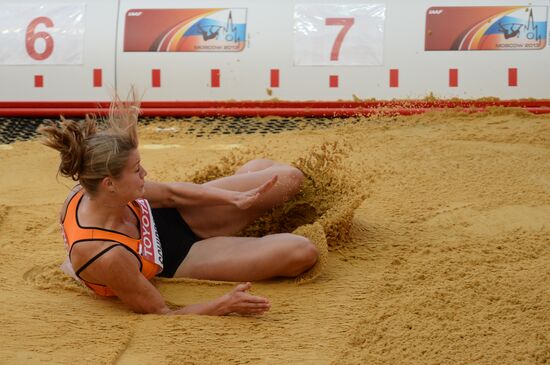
left=152, top=208, right=200, bottom=278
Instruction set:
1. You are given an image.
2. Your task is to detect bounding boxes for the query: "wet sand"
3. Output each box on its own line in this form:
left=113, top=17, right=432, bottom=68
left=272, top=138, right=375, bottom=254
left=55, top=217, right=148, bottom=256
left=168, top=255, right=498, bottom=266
left=0, top=109, right=549, bottom=364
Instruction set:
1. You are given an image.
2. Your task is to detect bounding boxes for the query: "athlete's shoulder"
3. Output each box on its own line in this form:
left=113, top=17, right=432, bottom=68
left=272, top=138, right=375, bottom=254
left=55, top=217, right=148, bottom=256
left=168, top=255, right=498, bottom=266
left=72, top=240, right=141, bottom=285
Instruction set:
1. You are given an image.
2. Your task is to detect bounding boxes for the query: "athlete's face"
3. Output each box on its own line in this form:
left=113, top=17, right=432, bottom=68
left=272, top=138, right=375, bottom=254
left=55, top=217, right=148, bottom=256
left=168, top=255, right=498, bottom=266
left=113, top=148, right=147, bottom=201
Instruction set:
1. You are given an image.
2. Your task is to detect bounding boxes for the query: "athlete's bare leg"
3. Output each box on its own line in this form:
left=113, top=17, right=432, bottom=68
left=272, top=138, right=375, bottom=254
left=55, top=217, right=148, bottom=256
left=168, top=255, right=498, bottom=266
left=174, top=233, right=318, bottom=281
left=234, top=159, right=280, bottom=174
left=179, top=159, right=304, bottom=238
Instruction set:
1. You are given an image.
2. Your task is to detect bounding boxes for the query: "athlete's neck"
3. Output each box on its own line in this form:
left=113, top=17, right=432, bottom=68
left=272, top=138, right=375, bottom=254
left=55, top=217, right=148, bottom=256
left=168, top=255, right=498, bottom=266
left=79, top=190, right=138, bottom=238
left=83, top=190, right=130, bottom=219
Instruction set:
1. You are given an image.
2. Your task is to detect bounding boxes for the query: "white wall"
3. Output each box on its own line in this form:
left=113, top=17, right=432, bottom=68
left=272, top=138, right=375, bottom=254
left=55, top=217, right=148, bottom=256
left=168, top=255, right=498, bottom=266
left=1, top=0, right=548, bottom=102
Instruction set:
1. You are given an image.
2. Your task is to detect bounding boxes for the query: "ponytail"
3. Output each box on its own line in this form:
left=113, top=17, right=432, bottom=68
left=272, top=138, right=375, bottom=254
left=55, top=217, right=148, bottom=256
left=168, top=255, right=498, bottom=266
left=39, top=115, right=96, bottom=181
left=39, top=89, right=140, bottom=194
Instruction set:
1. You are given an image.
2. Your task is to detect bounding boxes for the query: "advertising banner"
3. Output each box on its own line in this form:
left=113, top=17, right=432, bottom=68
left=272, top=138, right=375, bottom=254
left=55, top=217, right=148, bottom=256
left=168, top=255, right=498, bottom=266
left=124, top=9, right=247, bottom=52
left=293, top=3, right=386, bottom=66
left=425, top=6, right=547, bottom=51
left=0, top=3, right=86, bottom=65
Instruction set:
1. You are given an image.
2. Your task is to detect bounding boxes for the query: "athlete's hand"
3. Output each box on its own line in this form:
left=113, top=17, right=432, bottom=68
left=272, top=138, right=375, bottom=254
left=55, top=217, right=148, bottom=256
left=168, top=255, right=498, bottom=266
left=232, top=175, right=278, bottom=210
left=218, top=282, right=271, bottom=315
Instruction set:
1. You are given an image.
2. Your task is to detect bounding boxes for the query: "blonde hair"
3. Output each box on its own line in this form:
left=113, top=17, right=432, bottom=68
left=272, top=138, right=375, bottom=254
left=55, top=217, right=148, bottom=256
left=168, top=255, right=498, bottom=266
left=39, top=91, right=141, bottom=194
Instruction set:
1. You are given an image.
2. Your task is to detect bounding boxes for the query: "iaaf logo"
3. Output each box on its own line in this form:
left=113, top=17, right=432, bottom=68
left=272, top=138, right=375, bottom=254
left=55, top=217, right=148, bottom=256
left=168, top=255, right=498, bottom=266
left=127, top=11, right=142, bottom=17
left=428, top=9, right=444, bottom=15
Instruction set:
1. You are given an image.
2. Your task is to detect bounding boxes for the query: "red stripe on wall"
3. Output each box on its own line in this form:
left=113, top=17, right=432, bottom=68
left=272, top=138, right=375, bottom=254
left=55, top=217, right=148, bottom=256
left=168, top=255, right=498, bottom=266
left=270, top=69, right=280, bottom=88
left=449, top=68, right=458, bottom=87
left=152, top=69, right=161, bottom=88
left=329, top=75, right=339, bottom=88
left=508, top=68, right=518, bottom=87
left=211, top=69, right=220, bottom=88
left=390, top=69, right=399, bottom=88
left=34, top=75, right=43, bottom=88
left=3, top=100, right=550, bottom=109
left=93, top=69, right=102, bottom=87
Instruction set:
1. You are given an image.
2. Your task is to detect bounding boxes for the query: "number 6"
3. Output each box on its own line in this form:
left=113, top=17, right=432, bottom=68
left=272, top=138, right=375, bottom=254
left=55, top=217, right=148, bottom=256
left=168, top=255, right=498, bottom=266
left=325, top=17, right=354, bottom=61
left=26, top=17, right=54, bottom=61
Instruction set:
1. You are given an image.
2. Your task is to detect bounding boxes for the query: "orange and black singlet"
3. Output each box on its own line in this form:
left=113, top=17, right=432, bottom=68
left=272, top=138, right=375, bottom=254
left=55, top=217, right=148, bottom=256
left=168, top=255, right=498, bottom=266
left=61, top=189, right=164, bottom=297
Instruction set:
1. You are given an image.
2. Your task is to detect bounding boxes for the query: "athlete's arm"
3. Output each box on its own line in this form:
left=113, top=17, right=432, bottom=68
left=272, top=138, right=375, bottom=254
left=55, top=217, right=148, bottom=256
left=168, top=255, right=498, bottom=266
left=93, top=246, right=270, bottom=315
left=143, top=176, right=277, bottom=210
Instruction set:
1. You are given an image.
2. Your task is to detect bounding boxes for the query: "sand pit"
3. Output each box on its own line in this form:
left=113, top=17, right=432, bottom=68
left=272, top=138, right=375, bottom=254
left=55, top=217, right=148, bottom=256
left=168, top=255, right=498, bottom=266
left=0, top=110, right=549, bottom=364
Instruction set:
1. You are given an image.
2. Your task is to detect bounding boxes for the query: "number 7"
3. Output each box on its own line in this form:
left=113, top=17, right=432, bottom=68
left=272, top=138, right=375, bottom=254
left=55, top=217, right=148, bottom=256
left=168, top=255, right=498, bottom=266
left=325, top=17, right=355, bottom=61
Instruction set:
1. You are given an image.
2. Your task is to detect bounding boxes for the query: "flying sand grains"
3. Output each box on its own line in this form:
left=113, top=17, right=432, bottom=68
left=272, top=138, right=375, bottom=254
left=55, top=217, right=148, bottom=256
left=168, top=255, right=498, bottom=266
left=291, top=141, right=366, bottom=250
left=293, top=222, right=328, bottom=284
left=190, top=146, right=261, bottom=184
left=190, top=141, right=367, bottom=256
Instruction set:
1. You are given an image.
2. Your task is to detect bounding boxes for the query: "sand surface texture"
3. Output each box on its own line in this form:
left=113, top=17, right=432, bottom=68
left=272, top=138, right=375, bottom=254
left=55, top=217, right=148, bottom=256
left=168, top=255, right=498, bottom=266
left=0, top=110, right=549, bottom=364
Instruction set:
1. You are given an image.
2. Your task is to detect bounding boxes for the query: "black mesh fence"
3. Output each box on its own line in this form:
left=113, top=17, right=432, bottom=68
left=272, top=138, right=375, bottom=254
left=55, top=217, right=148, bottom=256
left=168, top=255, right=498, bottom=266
left=0, top=116, right=346, bottom=144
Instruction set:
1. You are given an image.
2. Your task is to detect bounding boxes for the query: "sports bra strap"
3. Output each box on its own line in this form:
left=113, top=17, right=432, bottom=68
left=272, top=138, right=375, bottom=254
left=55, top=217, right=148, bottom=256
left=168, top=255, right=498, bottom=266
left=75, top=243, right=142, bottom=279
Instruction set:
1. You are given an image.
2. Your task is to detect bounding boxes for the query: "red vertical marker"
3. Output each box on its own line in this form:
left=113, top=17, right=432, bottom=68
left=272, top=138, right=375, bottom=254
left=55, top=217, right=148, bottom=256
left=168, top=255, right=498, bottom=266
left=93, top=68, right=103, bottom=87
left=449, top=68, right=458, bottom=87
left=152, top=69, right=161, bottom=88
left=34, top=75, right=43, bottom=88
left=270, top=69, right=280, bottom=88
left=390, top=69, right=399, bottom=88
left=211, top=69, right=220, bottom=88
left=508, top=68, right=518, bottom=87
left=329, top=75, right=339, bottom=88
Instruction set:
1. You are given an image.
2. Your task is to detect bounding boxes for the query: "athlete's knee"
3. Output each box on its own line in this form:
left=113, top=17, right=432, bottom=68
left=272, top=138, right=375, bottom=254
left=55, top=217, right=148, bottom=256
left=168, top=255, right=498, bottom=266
left=289, top=166, right=305, bottom=185
left=278, top=166, right=304, bottom=194
left=237, top=159, right=276, bottom=174
left=284, top=235, right=318, bottom=276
